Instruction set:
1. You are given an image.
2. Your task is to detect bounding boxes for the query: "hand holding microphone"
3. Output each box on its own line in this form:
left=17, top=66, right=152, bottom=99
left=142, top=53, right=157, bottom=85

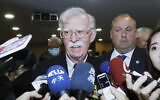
left=126, top=72, right=160, bottom=100
left=98, top=58, right=129, bottom=100
left=16, top=90, right=50, bottom=100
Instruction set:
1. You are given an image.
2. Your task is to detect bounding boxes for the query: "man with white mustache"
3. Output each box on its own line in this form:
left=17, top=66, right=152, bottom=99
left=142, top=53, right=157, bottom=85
left=32, top=7, right=101, bottom=100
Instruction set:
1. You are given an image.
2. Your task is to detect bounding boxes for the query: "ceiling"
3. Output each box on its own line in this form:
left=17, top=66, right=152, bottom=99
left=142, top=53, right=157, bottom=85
left=0, top=0, right=160, bottom=44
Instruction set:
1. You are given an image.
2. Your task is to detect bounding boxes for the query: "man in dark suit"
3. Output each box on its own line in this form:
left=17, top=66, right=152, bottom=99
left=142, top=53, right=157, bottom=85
left=99, top=14, right=147, bottom=100
left=100, top=14, right=146, bottom=74
left=32, top=7, right=100, bottom=100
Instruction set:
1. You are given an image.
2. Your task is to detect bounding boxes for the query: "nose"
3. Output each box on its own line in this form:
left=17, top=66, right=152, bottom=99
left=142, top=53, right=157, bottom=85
left=121, top=30, right=127, bottom=37
left=70, top=31, right=79, bottom=42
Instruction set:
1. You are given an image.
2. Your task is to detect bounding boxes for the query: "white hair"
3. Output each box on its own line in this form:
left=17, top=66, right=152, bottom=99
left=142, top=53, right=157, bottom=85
left=137, top=27, right=152, bottom=38
left=59, top=7, right=95, bottom=29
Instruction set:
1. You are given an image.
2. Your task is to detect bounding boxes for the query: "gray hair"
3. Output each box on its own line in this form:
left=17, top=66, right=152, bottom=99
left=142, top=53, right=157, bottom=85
left=59, top=7, right=95, bottom=30
left=137, top=27, right=152, bottom=38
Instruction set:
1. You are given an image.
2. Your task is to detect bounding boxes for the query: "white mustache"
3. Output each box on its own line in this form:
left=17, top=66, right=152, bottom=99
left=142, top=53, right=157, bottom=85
left=68, top=41, right=84, bottom=48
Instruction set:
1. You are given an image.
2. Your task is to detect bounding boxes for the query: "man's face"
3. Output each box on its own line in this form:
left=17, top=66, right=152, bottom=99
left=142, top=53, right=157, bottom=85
left=110, top=17, right=137, bottom=53
left=60, top=14, right=96, bottom=62
left=137, top=32, right=150, bottom=48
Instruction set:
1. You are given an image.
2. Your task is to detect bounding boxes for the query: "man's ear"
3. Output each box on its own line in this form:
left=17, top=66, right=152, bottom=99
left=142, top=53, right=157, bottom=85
left=89, top=29, right=97, bottom=43
left=135, top=29, right=138, bottom=37
left=60, top=32, right=63, bottom=39
left=110, top=30, right=113, bottom=39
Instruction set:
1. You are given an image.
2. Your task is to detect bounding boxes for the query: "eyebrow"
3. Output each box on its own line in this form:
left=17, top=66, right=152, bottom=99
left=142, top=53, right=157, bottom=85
left=150, top=42, right=158, bottom=46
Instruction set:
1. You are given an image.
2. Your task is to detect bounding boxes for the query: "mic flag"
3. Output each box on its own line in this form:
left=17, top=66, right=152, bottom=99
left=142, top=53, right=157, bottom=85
left=71, top=62, right=95, bottom=93
left=109, top=57, right=130, bottom=90
left=100, top=61, right=110, bottom=74
left=47, top=65, right=71, bottom=97
left=71, top=62, right=95, bottom=100
left=0, top=34, right=32, bottom=58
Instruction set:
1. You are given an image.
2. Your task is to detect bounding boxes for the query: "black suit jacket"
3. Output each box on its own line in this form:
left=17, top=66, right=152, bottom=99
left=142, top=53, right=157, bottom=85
left=99, top=46, right=146, bottom=74
left=32, top=53, right=101, bottom=99
left=99, top=47, right=147, bottom=100
left=32, top=53, right=100, bottom=80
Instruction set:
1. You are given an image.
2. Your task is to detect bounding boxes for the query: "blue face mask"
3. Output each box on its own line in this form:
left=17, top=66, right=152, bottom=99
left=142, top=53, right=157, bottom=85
left=48, top=48, right=60, bottom=56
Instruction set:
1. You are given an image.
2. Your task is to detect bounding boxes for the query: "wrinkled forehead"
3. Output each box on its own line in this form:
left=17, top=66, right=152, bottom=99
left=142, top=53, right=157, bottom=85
left=62, top=14, right=90, bottom=30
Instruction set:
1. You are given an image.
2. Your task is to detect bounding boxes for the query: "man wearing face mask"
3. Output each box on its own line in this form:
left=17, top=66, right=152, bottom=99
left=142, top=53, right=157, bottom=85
left=39, top=37, right=63, bottom=61
left=48, top=36, right=62, bottom=57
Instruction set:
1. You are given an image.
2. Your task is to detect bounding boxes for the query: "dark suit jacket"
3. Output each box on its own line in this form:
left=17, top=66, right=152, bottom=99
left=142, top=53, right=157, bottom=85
left=32, top=53, right=100, bottom=80
left=99, top=46, right=147, bottom=74
left=32, top=53, right=101, bottom=99
left=99, top=47, right=147, bottom=100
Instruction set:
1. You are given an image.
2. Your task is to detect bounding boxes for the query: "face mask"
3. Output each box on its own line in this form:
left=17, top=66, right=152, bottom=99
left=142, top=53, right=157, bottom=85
left=48, top=48, right=60, bottom=56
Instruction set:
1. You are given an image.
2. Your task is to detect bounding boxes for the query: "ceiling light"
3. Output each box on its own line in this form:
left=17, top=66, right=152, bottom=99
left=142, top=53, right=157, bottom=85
left=16, top=34, right=22, bottom=37
left=98, top=38, right=103, bottom=41
left=12, top=27, right=20, bottom=31
left=57, top=28, right=61, bottom=31
left=4, top=13, right=14, bottom=19
left=96, top=28, right=102, bottom=32
left=51, top=34, right=57, bottom=37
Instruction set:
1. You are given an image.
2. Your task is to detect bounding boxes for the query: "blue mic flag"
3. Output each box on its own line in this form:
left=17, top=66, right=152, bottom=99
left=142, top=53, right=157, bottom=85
left=47, top=65, right=71, bottom=96
left=100, top=61, right=110, bottom=74
left=71, top=62, right=95, bottom=93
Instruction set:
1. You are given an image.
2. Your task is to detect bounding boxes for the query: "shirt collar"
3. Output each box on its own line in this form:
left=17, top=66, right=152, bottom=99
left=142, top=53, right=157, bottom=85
left=111, top=48, right=135, bottom=60
left=66, top=54, right=88, bottom=68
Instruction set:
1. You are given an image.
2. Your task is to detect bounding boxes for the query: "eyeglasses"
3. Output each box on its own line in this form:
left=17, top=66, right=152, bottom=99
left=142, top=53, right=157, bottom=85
left=61, top=29, right=91, bottom=38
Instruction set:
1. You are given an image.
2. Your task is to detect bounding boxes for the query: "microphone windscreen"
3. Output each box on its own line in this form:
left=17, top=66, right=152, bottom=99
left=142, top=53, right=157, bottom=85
left=109, top=57, right=129, bottom=90
left=100, top=61, right=110, bottom=74
left=71, top=62, right=95, bottom=93
left=47, top=65, right=71, bottom=96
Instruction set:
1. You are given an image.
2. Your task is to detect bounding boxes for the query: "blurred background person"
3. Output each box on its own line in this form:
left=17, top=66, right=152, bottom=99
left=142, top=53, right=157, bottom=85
left=126, top=28, right=160, bottom=100
left=48, top=36, right=63, bottom=57
left=136, top=27, right=152, bottom=48
left=0, top=49, right=37, bottom=99
left=7, top=49, right=37, bottom=97
left=39, top=36, right=63, bottom=61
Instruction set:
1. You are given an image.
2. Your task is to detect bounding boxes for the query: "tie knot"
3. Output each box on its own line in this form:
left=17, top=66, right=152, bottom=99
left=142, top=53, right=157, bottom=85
left=73, top=63, right=77, bottom=68
left=117, top=55, right=126, bottom=60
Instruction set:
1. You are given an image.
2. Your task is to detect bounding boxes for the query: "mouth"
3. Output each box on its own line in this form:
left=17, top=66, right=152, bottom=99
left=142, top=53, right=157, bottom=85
left=70, top=45, right=82, bottom=48
left=120, top=39, right=128, bottom=43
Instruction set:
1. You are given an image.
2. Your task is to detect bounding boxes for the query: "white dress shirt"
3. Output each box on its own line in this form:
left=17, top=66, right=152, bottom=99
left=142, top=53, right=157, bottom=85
left=66, top=54, right=88, bottom=78
left=110, top=48, right=135, bottom=67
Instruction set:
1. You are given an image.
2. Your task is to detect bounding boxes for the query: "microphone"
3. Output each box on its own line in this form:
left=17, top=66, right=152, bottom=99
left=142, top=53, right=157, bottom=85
left=31, top=75, right=49, bottom=100
left=47, top=65, right=71, bottom=97
left=109, top=57, right=130, bottom=90
left=71, top=62, right=95, bottom=100
left=99, top=60, right=110, bottom=74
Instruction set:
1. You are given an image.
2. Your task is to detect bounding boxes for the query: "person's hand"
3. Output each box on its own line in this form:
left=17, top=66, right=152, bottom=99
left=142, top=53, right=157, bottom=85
left=126, top=72, right=160, bottom=100
left=98, top=89, right=105, bottom=100
left=110, top=86, right=129, bottom=100
left=16, top=90, right=50, bottom=100
left=98, top=86, right=129, bottom=100
left=59, top=93, right=76, bottom=100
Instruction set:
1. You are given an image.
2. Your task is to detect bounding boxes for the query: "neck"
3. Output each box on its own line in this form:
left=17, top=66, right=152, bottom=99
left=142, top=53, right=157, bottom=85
left=116, top=47, right=135, bottom=54
left=67, top=54, right=87, bottom=64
